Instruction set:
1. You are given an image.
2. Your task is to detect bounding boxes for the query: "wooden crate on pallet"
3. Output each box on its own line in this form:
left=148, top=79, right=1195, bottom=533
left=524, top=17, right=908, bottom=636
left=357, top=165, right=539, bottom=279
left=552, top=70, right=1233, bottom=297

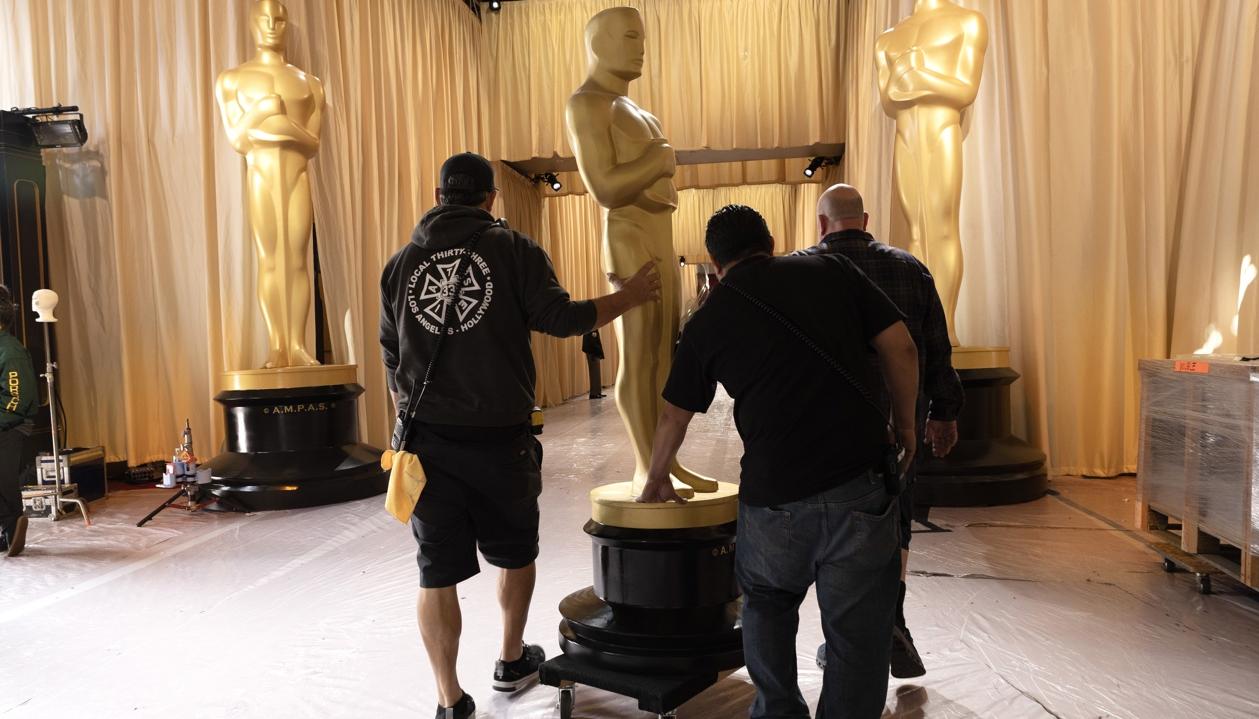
left=1135, top=359, right=1259, bottom=591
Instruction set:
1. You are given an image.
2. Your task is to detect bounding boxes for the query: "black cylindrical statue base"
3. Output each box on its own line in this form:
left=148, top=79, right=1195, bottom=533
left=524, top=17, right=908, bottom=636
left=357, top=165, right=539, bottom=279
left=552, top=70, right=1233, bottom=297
left=917, top=366, right=1048, bottom=507
left=557, top=520, right=744, bottom=675
left=205, top=383, right=388, bottom=512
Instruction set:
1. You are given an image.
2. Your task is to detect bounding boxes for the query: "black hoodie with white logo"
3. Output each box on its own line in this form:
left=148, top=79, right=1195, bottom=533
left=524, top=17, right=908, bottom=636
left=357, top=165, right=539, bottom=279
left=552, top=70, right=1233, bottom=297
left=380, top=204, right=596, bottom=431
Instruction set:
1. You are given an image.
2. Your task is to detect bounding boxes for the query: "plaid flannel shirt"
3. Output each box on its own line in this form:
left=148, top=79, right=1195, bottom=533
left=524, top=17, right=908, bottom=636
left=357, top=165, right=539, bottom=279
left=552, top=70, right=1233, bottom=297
left=798, top=229, right=963, bottom=423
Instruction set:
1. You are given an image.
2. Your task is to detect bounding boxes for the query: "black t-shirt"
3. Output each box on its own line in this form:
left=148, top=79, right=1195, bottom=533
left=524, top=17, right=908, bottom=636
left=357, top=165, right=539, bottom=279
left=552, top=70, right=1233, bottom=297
left=663, top=254, right=904, bottom=507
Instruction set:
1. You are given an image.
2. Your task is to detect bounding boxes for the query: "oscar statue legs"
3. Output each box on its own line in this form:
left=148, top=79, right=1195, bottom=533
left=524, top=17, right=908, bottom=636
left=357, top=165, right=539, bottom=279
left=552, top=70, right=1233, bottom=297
left=605, top=211, right=714, bottom=494
left=893, top=115, right=964, bottom=346
left=246, top=147, right=319, bottom=369
left=285, top=167, right=317, bottom=367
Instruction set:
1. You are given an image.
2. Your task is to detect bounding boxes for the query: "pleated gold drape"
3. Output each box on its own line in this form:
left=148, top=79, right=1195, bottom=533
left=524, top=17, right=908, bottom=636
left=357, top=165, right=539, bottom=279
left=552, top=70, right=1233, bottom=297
left=0, top=0, right=483, bottom=460
left=479, top=0, right=846, bottom=189
left=845, top=0, right=1258, bottom=476
left=300, top=0, right=483, bottom=448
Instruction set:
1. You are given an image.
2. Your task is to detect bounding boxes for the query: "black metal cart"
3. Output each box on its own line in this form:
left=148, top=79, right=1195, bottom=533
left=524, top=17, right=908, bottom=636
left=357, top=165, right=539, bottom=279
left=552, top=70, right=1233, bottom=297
left=540, top=654, right=722, bottom=719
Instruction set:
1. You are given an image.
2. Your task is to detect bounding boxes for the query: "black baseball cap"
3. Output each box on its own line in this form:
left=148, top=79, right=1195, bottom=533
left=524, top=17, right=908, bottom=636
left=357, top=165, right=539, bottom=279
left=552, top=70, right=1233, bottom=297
left=440, top=152, right=496, bottom=193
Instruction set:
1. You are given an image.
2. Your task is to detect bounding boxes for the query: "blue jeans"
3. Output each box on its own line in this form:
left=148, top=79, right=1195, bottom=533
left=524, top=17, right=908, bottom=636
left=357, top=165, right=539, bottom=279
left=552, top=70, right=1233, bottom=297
left=736, top=470, right=901, bottom=719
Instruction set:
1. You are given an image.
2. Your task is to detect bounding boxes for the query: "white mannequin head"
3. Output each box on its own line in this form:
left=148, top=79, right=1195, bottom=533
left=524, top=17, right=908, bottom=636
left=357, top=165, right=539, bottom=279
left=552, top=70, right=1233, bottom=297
left=32, top=289, right=59, bottom=323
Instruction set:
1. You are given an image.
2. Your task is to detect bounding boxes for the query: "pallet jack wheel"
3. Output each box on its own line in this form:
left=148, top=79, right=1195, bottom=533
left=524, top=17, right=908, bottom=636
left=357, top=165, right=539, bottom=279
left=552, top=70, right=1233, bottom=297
left=1161, top=557, right=1177, bottom=573
left=1196, top=573, right=1213, bottom=595
left=558, top=686, right=575, bottom=719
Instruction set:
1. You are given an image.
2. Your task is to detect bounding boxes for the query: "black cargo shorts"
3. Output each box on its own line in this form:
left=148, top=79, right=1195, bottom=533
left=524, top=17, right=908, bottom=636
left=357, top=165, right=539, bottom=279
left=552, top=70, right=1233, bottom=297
left=402, top=422, right=543, bottom=588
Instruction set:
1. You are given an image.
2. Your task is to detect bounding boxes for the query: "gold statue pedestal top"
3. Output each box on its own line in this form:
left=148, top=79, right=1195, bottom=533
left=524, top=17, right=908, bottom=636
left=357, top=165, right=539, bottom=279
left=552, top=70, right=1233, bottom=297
left=590, top=481, right=739, bottom=530
left=221, top=363, right=359, bottom=392
left=952, top=346, right=1008, bottom=371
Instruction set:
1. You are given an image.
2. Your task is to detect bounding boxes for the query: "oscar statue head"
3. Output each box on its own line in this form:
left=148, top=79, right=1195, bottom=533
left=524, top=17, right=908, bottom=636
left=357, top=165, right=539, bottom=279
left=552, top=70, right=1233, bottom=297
left=585, top=7, right=646, bottom=82
left=252, top=0, right=289, bottom=53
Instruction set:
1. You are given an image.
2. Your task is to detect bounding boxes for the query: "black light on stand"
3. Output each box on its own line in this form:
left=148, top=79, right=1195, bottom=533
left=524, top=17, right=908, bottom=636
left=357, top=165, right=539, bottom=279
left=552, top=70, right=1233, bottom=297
left=30, top=289, right=89, bottom=524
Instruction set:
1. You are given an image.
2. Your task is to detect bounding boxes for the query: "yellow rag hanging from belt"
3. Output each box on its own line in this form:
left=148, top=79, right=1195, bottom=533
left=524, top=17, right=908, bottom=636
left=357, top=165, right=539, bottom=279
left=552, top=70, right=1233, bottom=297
left=382, top=449, right=427, bottom=523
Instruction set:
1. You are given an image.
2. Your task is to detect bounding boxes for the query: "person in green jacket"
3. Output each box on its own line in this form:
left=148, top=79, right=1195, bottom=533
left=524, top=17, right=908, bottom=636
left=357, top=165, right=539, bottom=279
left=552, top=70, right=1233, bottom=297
left=0, top=285, right=37, bottom=557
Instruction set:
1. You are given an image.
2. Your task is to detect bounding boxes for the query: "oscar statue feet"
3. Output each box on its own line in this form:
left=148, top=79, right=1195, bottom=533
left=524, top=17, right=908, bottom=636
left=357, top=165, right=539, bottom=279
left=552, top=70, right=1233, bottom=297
left=288, top=346, right=321, bottom=367
left=669, top=461, right=718, bottom=493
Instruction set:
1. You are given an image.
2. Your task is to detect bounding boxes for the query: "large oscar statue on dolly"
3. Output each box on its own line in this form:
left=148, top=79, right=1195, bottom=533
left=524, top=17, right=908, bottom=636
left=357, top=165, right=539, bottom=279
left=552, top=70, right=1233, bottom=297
left=877, top=0, right=1045, bottom=505
left=207, top=0, right=386, bottom=511
left=557, top=6, right=742, bottom=676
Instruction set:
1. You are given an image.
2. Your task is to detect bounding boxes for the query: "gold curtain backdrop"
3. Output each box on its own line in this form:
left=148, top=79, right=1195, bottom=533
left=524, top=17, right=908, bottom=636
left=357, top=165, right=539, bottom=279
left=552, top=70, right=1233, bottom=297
left=479, top=0, right=846, bottom=173
left=2, top=0, right=1256, bottom=476
left=844, top=0, right=1258, bottom=476
left=0, top=0, right=484, bottom=460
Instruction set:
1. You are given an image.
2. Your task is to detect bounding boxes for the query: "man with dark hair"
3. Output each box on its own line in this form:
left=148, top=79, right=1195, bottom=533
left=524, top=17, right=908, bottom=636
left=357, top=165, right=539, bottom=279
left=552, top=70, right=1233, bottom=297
left=0, top=285, right=36, bottom=558
left=639, top=204, right=921, bottom=718
left=380, top=152, right=661, bottom=719
left=802, top=184, right=964, bottom=678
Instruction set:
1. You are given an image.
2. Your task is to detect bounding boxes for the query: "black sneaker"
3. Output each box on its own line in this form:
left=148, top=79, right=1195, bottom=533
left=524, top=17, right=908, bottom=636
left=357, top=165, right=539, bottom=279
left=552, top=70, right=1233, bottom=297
left=5, top=516, right=27, bottom=558
left=890, top=624, right=926, bottom=678
left=434, top=692, right=475, bottom=719
left=493, top=643, right=545, bottom=693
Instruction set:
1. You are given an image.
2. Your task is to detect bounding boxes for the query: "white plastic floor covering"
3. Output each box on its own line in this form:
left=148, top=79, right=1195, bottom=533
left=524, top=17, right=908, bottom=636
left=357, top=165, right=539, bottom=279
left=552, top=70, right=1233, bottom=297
left=3, top=391, right=1259, bottom=718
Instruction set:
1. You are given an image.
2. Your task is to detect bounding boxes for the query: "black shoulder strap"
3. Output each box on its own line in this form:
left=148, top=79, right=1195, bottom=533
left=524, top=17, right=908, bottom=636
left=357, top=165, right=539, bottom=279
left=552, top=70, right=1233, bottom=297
left=719, top=279, right=891, bottom=428
left=396, top=221, right=497, bottom=449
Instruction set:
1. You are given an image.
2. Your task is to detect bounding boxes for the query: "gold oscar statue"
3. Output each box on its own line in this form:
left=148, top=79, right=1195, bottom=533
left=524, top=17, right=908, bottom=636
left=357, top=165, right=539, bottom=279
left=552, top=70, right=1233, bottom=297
left=216, top=0, right=324, bottom=370
left=567, top=7, right=736, bottom=529
left=876, top=0, right=988, bottom=347
left=205, top=0, right=385, bottom=512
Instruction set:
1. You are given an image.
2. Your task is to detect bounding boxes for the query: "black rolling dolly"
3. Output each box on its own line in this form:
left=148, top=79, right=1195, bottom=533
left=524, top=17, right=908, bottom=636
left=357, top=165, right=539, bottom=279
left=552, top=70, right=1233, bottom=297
left=540, top=654, right=719, bottom=719
left=545, top=519, right=746, bottom=718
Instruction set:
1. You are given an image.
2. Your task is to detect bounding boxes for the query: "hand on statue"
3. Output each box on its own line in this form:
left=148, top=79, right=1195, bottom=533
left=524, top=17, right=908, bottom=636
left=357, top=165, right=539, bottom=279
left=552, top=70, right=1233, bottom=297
left=608, top=260, right=662, bottom=307
left=636, top=476, right=688, bottom=504
left=924, top=419, right=958, bottom=458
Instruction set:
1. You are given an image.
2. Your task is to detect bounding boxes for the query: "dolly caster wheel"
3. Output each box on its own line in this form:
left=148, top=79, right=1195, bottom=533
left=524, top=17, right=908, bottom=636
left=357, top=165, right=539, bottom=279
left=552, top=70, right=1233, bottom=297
left=557, top=685, right=575, bottom=719
left=1161, top=557, right=1177, bottom=573
left=1196, top=573, right=1213, bottom=595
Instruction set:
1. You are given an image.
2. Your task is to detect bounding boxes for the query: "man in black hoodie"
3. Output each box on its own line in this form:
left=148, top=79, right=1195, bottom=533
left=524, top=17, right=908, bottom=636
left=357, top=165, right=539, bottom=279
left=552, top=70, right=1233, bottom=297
left=380, top=153, right=659, bottom=719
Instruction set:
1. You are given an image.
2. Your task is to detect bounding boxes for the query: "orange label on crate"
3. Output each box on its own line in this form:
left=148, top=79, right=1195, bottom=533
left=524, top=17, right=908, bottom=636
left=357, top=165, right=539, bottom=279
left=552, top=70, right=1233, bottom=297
left=1173, top=360, right=1210, bottom=374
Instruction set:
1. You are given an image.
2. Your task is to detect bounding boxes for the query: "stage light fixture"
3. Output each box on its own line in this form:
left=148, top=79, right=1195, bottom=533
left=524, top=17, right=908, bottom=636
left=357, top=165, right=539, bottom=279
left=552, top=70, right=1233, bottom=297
left=490, top=0, right=502, bottom=11
left=12, top=105, right=88, bottom=148
left=802, top=155, right=840, bottom=179
left=534, top=172, right=563, bottom=192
